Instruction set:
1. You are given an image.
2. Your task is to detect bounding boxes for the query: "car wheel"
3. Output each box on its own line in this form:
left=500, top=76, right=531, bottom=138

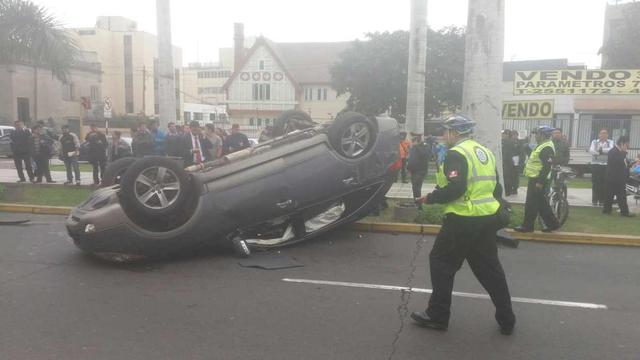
left=100, top=157, right=138, bottom=188
left=272, top=110, right=315, bottom=137
left=329, top=112, right=377, bottom=159
left=231, top=238, right=251, bottom=258
left=119, top=156, right=192, bottom=218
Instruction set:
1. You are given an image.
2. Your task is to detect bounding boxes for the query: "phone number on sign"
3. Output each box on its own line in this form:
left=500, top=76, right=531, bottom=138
left=514, top=88, right=640, bottom=95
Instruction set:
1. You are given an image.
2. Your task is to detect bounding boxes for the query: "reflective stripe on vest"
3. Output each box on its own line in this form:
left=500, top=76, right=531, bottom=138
left=440, top=139, right=500, bottom=217
left=524, top=140, right=555, bottom=178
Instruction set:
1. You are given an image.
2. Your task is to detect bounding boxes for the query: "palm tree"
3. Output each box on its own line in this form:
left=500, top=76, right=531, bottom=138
left=0, top=0, right=79, bottom=83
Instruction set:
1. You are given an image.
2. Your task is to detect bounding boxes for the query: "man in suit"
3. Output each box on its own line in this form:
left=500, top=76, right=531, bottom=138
left=183, top=121, right=212, bottom=166
left=9, top=120, right=35, bottom=183
left=603, top=136, right=634, bottom=217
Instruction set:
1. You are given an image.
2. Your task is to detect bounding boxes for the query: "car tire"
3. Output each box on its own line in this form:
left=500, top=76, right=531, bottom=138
left=231, top=238, right=251, bottom=258
left=328, top=112, right=377, bottom=159
left=119, top=156, right=192, bottom=218
left=100, top=157, right=138, bottom=188
left=272, top=110, right=315, bottom=137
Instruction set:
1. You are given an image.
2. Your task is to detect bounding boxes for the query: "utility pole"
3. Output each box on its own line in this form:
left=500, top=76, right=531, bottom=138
left=462, top=0, right=505, bottom=178
left=405, top=0, right=428, bottom=136
left=156, top=0, right=177, bottom=128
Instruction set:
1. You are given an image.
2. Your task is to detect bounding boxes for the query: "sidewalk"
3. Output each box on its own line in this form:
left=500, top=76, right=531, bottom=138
left=0, top=159, right=95, bottom=186
left=387, top=181, right=640, bottom=211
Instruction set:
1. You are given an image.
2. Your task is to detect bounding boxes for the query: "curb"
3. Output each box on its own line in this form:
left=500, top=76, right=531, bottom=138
left=0, top=203, right=72, bottom=216
left=351, top=221, right=640, bottom=248
left=1, top=203, right=638, bottom=248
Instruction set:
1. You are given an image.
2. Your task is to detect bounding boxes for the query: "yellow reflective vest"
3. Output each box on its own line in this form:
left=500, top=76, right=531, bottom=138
left=436, top=139, right=500, bottom=216
left=524, top=140, right=555, bottom=178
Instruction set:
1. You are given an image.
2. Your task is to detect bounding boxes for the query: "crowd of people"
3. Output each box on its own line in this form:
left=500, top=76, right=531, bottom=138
left=9, top=119, right=252, bottom=186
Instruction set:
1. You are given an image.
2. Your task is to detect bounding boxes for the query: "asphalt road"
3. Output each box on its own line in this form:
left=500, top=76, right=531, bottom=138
left=0, top=213, right=639, bottom=360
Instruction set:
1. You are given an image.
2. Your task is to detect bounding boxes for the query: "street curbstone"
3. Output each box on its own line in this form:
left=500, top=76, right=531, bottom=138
left=0, top=203, right=72, bottom=216
left=352, top=221, right=640, bottom=247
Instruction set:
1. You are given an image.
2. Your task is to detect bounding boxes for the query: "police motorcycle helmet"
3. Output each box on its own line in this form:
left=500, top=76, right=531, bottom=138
left=442, top=114, right=476, bottom=135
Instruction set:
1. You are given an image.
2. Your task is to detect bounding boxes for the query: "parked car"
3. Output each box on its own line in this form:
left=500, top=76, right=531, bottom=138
left=0, top=126, right=15, bottom=157
left=66, top=111, right=400, bottom=262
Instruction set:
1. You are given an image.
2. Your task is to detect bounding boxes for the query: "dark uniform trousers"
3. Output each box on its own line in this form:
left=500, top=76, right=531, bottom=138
left=427, top=213, right=515, bottom=328
left=603, top=182, right=629, bottom=216
left=522, top=178, right=560, bottom=230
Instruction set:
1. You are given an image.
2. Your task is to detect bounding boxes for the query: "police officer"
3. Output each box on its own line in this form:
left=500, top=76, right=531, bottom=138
left=411, top=115, right=516, bottom=335
left=514, top=126, right=560, bottom=233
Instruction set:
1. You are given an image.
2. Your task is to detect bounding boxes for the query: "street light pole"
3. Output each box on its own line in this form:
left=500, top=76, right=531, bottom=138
left=463, top=0, right=505, bottom=179
left=156, top=0, right=177, bottom=128
left=405, top=0, right=428, bottom=136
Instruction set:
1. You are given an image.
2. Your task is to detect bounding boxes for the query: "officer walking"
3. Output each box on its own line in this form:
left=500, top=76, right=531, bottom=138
left=514, top=126, right=560, bottom=233
left=411, top=115, right=516, bottom=335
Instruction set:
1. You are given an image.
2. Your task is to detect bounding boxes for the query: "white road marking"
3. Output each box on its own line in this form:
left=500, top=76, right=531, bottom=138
left=282, top=278, right=608, bottom=310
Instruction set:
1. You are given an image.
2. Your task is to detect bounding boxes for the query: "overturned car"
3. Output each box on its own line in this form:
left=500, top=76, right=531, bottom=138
left=66, top=111, right=399, bottom=262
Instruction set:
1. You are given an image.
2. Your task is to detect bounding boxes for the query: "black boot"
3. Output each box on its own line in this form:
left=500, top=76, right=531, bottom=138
left=410, top=312, right=448, bottom=331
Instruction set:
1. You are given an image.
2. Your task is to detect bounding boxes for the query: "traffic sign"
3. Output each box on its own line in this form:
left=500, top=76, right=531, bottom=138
left=104, top=97, right=112, bottom=119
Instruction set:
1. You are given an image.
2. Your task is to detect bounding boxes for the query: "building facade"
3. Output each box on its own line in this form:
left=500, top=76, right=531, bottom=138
left=0, top=52, right=102, bottom=136
left=222, top=25, right=349, bottom=128
left=182, top=62, right=232, bottom=106
left=502, top=59, right=640, bottom=159
left=71, top=16, right=184, bottom=121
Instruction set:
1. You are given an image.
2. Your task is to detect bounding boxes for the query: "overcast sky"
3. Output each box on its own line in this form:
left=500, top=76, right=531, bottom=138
left=35, top=0, right=610, bottom=68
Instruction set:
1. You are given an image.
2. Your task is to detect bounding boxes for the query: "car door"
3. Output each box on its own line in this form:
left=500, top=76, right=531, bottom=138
left=0, top=135, right=12, bottom=157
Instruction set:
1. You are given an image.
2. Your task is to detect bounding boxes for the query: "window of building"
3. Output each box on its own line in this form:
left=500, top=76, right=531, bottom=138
left=257, top=118, right=262, bottom=126
left=259, top=60, right=265, bottom=70
left=126, top=101, right=134, bottom=114
left=197, top=71, right=232, bottom=79
left=210, top=113, right=216, bottom=121
left=63, top=83, right=75, bottom=101
left=265, top=119, right=270, bottom=125
left=253, top=84, right=271, bottom=100
left=249, top=118, right=255, bottom=126
left=176, top=110, right=181, bottom=121
left=194, top=112, right=203, bottom=121
left=323, top=88, right=328, bottom=101
left=317, top=88, right=322, bottom=101
left=90, top=86, right=100, bottom=102
left=184, top=112, right=191, bottom=121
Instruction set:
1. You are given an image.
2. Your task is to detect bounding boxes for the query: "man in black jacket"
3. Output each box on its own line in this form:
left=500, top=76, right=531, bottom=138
left=407, top=133, right=432, bottom=199
left=182, top=121, right=212, bottom=166
left=85, top=124, right=108, bottom=185
left=9, top=121, right=35, bottom=183
left=603, top=136, right=634, bottom=217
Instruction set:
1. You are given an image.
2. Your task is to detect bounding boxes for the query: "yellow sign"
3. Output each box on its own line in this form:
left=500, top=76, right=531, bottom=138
left=513, top=69, right=640, bottom=95
left=502, top=100, right=554, bottom=120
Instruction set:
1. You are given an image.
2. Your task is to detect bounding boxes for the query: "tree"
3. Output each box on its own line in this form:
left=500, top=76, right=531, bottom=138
left=330, top=27, right=465, bottom=120
left=599, top=3, right=640, bottom=68
left=0, top=0, right=79, bottom=82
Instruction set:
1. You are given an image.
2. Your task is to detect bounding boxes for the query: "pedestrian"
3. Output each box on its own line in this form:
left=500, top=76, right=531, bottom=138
left=85, top=124, right=108, bottom=185
left=131, top=122, right=154, bottom=158
left=399, top=132, right=410, bottom=183
left=406, top=133, right=431, bottom=199
left=514, top=126, right=560, bottom=233
left=30, top=125, right=55, bottom=183
left=59, top=125, right=81, bottom=185
left=9, top=120, right=35, bottom=183
left=216, top=127, right=228, bottom=141
left=552, top=128, right=570, bottom=166
left=164, top=122, right=184, bottom=158
left=412, top=114, right=515, bottom=335
left=182, top=121, right=212, bottom=166
left=148, top=119, right=166, bottom=155
left=223, top=123, right=251, bottom=155
left=603, top=136, right=634, bottom=217
left=108, top=131, right=132, bottom=162
left=501, top=130, right=515, bottom=196
left=204, top=123, right=223, bottom=160
left=589, top=129, right=614, bottom=206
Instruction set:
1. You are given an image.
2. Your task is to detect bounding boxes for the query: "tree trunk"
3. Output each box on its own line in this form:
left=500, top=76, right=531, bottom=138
left=463, top=0, right=505, bottom=181
left=405, top=0, right=428, bottom=136
left=156, top=0, right=177, bottom=128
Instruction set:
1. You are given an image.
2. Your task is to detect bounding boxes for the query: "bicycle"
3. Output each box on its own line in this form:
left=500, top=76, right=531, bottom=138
left=540, top=165, right=574, bottom=228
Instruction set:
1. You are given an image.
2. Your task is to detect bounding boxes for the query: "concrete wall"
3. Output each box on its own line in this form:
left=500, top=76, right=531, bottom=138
left=0, top=64, right=101, bottom=127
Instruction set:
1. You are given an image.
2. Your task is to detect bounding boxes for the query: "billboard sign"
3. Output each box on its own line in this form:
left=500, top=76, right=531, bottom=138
left=513, top=70, right=640, bottom=95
